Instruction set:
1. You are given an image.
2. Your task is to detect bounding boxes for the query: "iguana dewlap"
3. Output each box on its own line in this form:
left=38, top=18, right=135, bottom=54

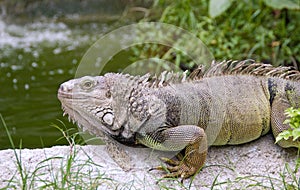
left=58, top=60, right=300, bottom=178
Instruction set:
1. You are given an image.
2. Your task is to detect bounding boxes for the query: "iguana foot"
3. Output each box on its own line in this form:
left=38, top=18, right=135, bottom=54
left=150, top=157, right=199, bottom=179
left=146, top=126, right=207, bottom=179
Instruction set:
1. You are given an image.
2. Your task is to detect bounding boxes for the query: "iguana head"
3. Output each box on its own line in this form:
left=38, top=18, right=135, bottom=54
left=57, top=73, right=151, bottom=141
left=58, top=75, right=118, bottom=135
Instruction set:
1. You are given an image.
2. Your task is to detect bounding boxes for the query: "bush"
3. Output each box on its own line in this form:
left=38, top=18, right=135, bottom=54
left=139, top=0, right=300, bottom=69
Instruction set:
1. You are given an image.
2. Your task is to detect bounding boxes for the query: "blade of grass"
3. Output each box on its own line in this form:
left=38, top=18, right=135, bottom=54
left=0, top=113, right=27, bottom=189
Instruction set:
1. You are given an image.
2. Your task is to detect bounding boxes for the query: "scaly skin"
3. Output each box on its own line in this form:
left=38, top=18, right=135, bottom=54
left=58, top=60, right=300, bottom=178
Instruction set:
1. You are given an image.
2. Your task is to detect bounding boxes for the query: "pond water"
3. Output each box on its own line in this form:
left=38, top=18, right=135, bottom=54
left=0, top=1, right=209, bottom=150
left=0, top=18, right=133, bottom=149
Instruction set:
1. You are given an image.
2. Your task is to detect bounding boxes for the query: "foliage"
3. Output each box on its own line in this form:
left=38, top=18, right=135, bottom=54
left=209, top=0, right=234, bottom=18
left=275, top=107, right=300, bottom=176
left=139, top=0, right=300, bottom=69
left=263, top=0, right=300, bottom=10
left=276, top=107, right=300, bottom=147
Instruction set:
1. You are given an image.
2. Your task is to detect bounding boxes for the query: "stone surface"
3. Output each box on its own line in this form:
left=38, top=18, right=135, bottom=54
left=0, top=134, right=299, bottom=189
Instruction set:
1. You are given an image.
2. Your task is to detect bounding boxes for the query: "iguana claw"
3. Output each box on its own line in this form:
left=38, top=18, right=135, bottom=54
left=150, top=157, right=199, bottom=179
left=160, top=157, right=180, bottom=166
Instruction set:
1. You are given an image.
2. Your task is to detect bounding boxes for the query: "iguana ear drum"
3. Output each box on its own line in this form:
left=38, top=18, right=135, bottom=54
left=102, top=112, right=114, bottom=126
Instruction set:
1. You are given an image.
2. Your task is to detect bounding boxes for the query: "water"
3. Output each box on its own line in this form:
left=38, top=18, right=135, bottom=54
left=0, top=18, right=128, bottom=149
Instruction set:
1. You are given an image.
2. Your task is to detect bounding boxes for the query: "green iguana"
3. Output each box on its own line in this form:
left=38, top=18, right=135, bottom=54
left=57, top=60, right=300, bottom=179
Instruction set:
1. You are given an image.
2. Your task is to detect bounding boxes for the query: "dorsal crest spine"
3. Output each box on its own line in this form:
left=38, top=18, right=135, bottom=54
left=189, top=60, right=300, bottom=81
left=137, top=60, right=300, bottom=89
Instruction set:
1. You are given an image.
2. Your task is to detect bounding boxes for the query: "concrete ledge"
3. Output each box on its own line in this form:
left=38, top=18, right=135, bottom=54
left=0, top=134, right=298, bottom=189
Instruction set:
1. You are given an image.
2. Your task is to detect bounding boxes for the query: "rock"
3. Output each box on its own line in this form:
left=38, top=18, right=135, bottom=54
left=0, top=134, right=298, bottom=189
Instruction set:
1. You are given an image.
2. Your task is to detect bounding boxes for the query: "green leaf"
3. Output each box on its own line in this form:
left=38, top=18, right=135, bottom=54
left=283, top=119, right=291, bottom=124
left=209, top=0, right=233, bottom=18
left=263, top=0, right=300, bottom=10
left=292, top=128, right=300, bottom=141
left=275, top=130, right=292, bottom=143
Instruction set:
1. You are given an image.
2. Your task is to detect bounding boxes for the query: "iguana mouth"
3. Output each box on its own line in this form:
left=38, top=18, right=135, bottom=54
left=57, top=90, right=73, bottom=99
left=58, top=88, right=93, bottom=100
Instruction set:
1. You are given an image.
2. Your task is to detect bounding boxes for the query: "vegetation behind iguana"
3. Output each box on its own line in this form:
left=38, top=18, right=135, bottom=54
left=57, top=60, right=300, bottom=178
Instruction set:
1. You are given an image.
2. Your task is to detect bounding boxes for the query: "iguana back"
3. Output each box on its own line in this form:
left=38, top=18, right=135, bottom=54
left=153, top=75, right=272, bottom=146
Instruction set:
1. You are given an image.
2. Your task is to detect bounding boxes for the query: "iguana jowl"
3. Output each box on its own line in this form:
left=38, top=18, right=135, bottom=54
left=57, top=60, right=300, bottom=178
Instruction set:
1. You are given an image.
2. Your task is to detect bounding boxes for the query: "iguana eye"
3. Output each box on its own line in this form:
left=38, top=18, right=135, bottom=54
left=81, top=79, right=95, bottom=90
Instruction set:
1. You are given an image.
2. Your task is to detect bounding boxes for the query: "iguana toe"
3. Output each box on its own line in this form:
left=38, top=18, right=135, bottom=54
left=150, top=157, right=198, bottom=179
left=163, top=163, right=197, bottom=179
left=160, top=157, right=180, bottom=166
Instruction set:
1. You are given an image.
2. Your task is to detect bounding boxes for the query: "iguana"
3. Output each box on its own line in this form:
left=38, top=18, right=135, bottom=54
left=57, top=60, right=300, bottom=179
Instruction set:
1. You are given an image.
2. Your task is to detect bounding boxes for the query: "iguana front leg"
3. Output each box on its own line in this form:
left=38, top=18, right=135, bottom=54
left=137, top=125, right=207, bottom=179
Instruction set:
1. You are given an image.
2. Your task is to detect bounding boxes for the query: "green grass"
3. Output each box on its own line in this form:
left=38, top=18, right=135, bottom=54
left=132, top=0, right=300, bottom=70
left=0, top=114, right=117, bottom=189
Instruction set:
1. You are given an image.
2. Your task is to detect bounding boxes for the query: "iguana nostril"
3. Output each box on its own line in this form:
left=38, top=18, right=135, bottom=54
left=59, top=84, right=66, bottom=91
left=59, top=82, right=74, bottom=92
